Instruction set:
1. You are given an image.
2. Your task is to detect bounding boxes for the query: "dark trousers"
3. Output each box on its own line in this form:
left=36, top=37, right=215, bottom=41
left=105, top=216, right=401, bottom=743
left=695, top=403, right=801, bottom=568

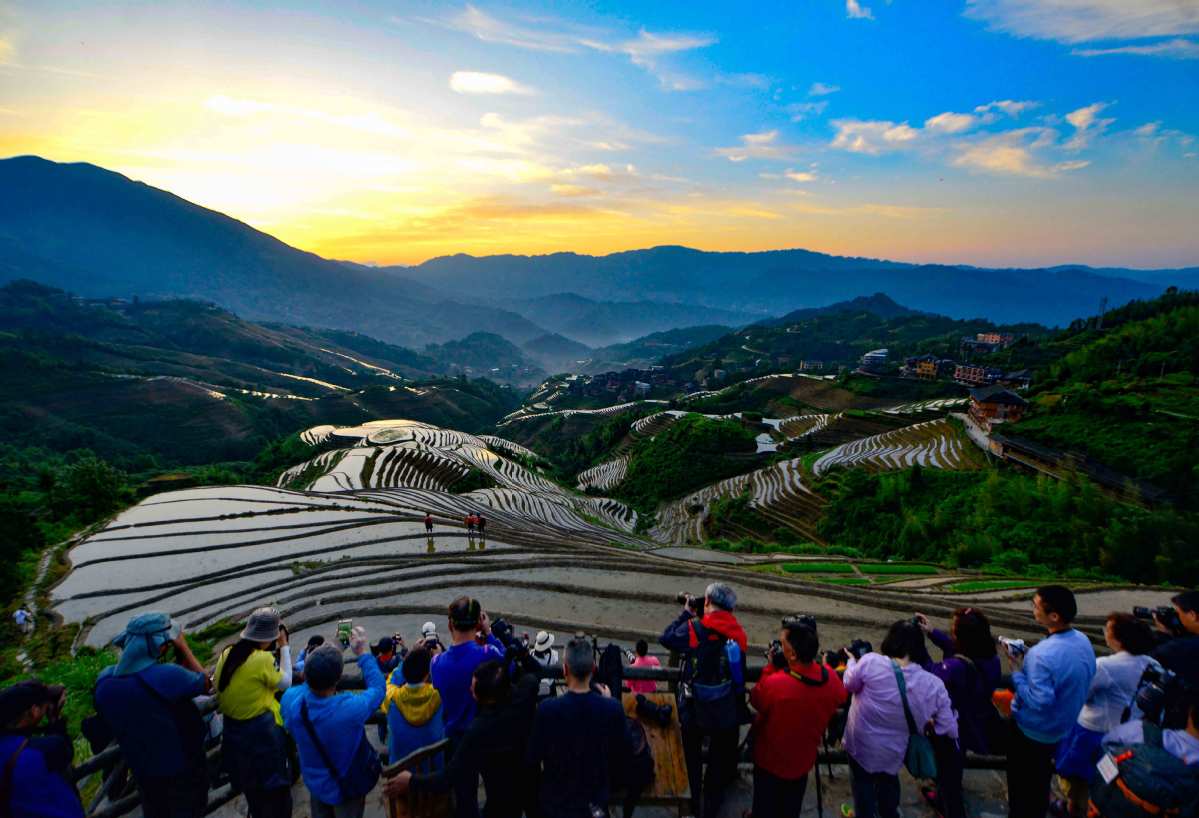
left=138, top=766, right=209, bottom=818
left=848, top=756, right=900, bottom=818
left=245, top=786, right=293, bottom=818
left=681, top=723, right=739, bottom=818
left=1007, top=720, right=1058, bottom=818
left=932, top=735, right=965, bottom=818
left=752, top=766, right=808, bottom=818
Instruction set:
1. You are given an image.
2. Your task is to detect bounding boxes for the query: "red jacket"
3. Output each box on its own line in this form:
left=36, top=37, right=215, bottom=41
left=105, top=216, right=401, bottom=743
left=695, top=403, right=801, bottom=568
left=749, top=661, right=847, bottom=779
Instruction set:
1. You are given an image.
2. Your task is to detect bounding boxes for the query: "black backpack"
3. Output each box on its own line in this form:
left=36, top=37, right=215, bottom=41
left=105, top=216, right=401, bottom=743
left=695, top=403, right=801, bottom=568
left=596, top=643, right=625, bottom=695
left=614, top=718, right=655, bottom=795
left=683, top=621, right=740, bottom=731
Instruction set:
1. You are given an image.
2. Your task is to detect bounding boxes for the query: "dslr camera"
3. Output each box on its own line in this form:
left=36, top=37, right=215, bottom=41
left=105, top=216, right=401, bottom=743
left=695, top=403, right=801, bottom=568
left=782, top=614, right=818, bottom=632
left=846, top=638, right=873, bottom=661
left=676, top=591, right=705, bottom=617
left=1135, top=665, right=1189, bottom=727
left=1134, top=605, right=1182, bottom=633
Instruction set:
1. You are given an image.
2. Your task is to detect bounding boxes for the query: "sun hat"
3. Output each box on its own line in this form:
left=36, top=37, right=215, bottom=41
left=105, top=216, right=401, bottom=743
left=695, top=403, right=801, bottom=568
left=241, top=607, right=282, bottom=643
left=304, top=644, right=345, bottom=690
left=112, top=612, right=182, bottom=675
left=533, top=631, right=554, bottom=652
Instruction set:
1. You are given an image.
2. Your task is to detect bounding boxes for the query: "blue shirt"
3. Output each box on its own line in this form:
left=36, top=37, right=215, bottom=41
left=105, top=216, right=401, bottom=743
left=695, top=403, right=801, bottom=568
left=1013, top=628, right=1097, bottom=744
left=0, top=731, right=83, bottom=818
left=281, top=653, right=386, bottom=806
left=430, top=637, right=503, bottom=738
left=94, top=664, right=207, bottom=778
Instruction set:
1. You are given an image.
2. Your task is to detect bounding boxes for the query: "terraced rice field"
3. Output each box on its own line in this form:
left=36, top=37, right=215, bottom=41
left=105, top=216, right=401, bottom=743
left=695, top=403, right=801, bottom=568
left=883, top=397, right=968, bottom=415
left=51, top=416, right=1060, bottom=659
left=576, top=456, right=629, bottom=492
left=778, top=413, right=841, bottom=439
left=811, top=418, right=980, bottom=477
left=652, top=457, right=825, bottom=545
left=498, top=399, right=668, bottom=426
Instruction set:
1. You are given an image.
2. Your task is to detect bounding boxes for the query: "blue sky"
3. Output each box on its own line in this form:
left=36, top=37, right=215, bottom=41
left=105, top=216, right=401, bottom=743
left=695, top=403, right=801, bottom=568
left=1, top=0, right=1197, bottom=267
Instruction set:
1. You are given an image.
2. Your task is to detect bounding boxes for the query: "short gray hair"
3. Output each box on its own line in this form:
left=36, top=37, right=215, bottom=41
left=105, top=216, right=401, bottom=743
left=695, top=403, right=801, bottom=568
left=564, top=637, right=594, bottom=679
left=705, top=582, right=737, bottom=612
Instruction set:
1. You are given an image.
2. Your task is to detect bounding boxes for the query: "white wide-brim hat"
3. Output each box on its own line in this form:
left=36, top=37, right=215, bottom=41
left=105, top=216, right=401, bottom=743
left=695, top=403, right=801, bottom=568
left=533, top=631, right=554, bottom=652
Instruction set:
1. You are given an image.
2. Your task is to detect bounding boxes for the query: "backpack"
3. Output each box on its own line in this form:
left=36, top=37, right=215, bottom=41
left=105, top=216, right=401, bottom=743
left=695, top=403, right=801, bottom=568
left=1087, top=723, right=1199, bottom=818
left=683, top=621, right=741, bottom=731
left=596, top=643, right=625, bottom=695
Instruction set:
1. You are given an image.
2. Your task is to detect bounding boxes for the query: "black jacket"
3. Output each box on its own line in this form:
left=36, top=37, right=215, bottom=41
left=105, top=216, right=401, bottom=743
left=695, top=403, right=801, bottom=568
left=413, top=673, right=540, bottom=818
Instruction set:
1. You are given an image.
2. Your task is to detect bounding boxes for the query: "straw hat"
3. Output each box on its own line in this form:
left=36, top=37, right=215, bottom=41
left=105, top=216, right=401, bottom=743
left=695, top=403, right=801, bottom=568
left=533, top=631, right=554, bottom=652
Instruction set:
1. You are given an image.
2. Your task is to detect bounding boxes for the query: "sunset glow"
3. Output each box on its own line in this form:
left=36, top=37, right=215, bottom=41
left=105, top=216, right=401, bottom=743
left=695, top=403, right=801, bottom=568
left=2, top=1, right=1197, bottom=267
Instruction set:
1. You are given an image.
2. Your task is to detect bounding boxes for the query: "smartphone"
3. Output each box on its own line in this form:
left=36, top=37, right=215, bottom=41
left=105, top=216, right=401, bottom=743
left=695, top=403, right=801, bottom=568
left=337, top=619, right=353, bottom=647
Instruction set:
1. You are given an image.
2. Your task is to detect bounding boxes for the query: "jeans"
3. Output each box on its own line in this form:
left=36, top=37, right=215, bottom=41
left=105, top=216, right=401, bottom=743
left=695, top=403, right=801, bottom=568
left=752, top=766, right=808, bottom=818
left=1007, top=720, right=1058, bottom=818
left=681, top=723, right=740, bottom=818
left=848, top=755, right=900, bottom=818
left=309, top=793, right=365, bottom=818
left=932, top=734, right=965, bottom=818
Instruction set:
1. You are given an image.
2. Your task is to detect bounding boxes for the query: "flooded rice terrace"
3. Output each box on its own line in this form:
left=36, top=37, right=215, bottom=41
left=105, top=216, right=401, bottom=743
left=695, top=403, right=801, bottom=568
left=50, top=419, right=1141, bottom=656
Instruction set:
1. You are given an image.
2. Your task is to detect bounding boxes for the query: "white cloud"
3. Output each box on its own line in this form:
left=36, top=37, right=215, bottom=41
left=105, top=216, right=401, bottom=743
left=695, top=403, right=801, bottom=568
left=1073, top=37, right=1199, bottom=58
left=809, top=82, right=841, bottom=96
left=715, top=130, right=799, bottom=161
left=829, top=119, right=919, bottom=154
left=846, top=0, right=874, bottom=20
left=951, top=129, right=1058, bottom=177
left=428, top=6, right=714, bottom=91
left=784, top=170, right=817, bottom=183
left=1054, top=159, right=1091, bottom=171
left=204, top=95, right=409, bottom=137
left=1133, top=121, right=1160, bottom=137
left=787, top=101, right=830, bottom=121
left=1063, top=101, right=1115, bottom=149
left=449, top=71, right=534, bottom=95
left=974, top=99, right=1039, bottom=116
left=963, top=0, right=1199, bottom=44
left=925, top=112, right=979, bottom=134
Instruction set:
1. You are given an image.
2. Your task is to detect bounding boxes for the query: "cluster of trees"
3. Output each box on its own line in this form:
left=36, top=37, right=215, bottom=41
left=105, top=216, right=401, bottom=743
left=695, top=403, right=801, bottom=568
left=615, top=414, right=757, bottom=519
left=816, top=465, right=1199, bottom=586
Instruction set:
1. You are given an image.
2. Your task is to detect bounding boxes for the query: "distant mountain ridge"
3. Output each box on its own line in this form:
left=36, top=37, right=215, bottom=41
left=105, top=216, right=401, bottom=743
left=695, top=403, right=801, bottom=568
left=4, top=155, right=1195, bottom=344
left=760, top=293, right=925, bottom=326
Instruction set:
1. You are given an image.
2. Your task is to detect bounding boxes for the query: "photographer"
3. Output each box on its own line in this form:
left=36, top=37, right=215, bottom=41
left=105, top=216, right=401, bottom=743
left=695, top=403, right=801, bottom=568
left=431, top=597, right=505, bottom=742
left=0, top=680, right=83, bottom=818
left=915, top=608, right=1002, bottom=818
left=381, top=647, right=444, bottom=767
left=1152, top=590, right=1199, bottom=686
left=660, top=582, right=747, bottom=818
left=1005, top=585, right=1096, bottom=818
left=213, top=607, right=294, bottom=818
left=280, top=626, right=385, bottom=818
left=843, top=620, right=956, bottom=818
left=93, top=612, right=211, bottom=818
left=749, top=616, right=846, bottom=818
left=386, top=658, right=540, bottom=818
left=527, top=637, right=632, bottom=818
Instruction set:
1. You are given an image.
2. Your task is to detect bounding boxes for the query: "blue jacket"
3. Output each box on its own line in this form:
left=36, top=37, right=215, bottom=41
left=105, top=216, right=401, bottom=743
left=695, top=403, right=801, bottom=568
left=430, top=636, right=504, bottom=738
left=281, top=653, right=386, bottom=805
left=1013, top=628, right=1097, bottom=744
left=0, top=729, right=83, bottom=818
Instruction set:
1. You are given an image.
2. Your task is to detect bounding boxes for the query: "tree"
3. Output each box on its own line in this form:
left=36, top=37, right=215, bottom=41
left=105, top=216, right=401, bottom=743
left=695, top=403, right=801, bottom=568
left=51, top=456, right=126, bottom=522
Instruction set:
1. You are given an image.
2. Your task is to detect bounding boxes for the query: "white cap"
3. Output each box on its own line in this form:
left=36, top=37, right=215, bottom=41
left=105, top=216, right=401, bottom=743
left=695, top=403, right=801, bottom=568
left=421, top=621, right=438, bottom=637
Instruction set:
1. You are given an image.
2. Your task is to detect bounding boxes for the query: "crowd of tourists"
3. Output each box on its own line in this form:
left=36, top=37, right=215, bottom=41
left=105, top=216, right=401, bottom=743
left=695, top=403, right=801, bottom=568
left=3, top=585, right=1199, bottom=818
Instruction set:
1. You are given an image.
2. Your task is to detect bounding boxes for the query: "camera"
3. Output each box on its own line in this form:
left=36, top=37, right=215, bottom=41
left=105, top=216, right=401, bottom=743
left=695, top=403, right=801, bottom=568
left=676, top=591, right=705, bottom=616
left=490, top=618, right=528, bottom=658
left=846, top=638, right=873, bottom=660
left=782, top=614, right=817, bottom=632
left=765, top=639, right=787, bottom=669
left=1134, top=606, right=1182, bottom=633
left=998, top=636, right=1026, bottom=658
left=1134, top=666, right=1189, bottom=727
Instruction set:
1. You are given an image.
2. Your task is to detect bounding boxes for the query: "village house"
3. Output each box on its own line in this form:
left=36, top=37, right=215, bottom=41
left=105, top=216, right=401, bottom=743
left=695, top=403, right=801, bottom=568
left=859, top=348, right=888, bottom=374
left=798, top=360, right=824, bottom=372
left=954, top=363, right=1004, bottom=387
left=968, top=384, right=1028, bottom=430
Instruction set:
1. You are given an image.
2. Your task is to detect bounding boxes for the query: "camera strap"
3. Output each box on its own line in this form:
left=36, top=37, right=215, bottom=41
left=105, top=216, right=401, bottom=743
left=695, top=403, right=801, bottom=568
left=788, top=666, right=829, bottom=687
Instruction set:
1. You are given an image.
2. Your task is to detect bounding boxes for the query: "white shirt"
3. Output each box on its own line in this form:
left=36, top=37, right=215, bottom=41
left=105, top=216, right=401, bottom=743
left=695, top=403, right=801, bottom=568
left=1077, top=651, right=1161, bottom=733
left=1104, top=720, right=1199, bottom=766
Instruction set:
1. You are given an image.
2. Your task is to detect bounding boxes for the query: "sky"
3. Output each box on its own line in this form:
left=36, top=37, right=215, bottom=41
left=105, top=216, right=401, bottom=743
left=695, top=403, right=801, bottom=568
left=1, top=0, right=1198, bottom=268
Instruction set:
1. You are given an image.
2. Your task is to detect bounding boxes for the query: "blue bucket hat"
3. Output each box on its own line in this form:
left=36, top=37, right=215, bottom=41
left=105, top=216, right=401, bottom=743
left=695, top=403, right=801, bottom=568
left=111, top=612, right=182, bottom=676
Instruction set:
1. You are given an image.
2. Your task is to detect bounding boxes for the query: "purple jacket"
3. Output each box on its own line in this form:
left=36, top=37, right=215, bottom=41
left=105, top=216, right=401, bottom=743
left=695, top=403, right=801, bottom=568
left=922, top=628, right=1002, bottom=754
left=843, top=652, right=957, bottom=775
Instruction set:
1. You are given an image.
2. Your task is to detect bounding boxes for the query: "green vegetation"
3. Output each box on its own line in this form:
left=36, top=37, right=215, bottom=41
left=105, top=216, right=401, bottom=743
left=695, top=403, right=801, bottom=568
left=780, top=562, right=856, bottom=574
left=615, top=414, right=758, bottom=516
left=817, top=465, right=1198, bottom=585
left=817, top=576, right=872, bottom=586
left=449, top=466, right=501, bottom=494
left=549, top=407, right=658, bottom=481
left=858, top=563, right=939, bottom=575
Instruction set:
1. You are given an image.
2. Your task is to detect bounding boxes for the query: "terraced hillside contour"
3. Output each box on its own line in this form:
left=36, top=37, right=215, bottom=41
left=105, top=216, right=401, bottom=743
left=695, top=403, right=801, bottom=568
left=812, top=418, right=981, bottom=477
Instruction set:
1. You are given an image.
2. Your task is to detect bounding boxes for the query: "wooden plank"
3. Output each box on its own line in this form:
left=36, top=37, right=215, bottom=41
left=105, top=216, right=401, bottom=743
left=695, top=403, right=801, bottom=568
left=622, top=692, right=690, bottom=805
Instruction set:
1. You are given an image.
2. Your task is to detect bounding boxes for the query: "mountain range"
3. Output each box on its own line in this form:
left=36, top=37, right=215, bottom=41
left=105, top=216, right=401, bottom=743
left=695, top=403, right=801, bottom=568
left=3, top=155, right=1197, bottom=353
